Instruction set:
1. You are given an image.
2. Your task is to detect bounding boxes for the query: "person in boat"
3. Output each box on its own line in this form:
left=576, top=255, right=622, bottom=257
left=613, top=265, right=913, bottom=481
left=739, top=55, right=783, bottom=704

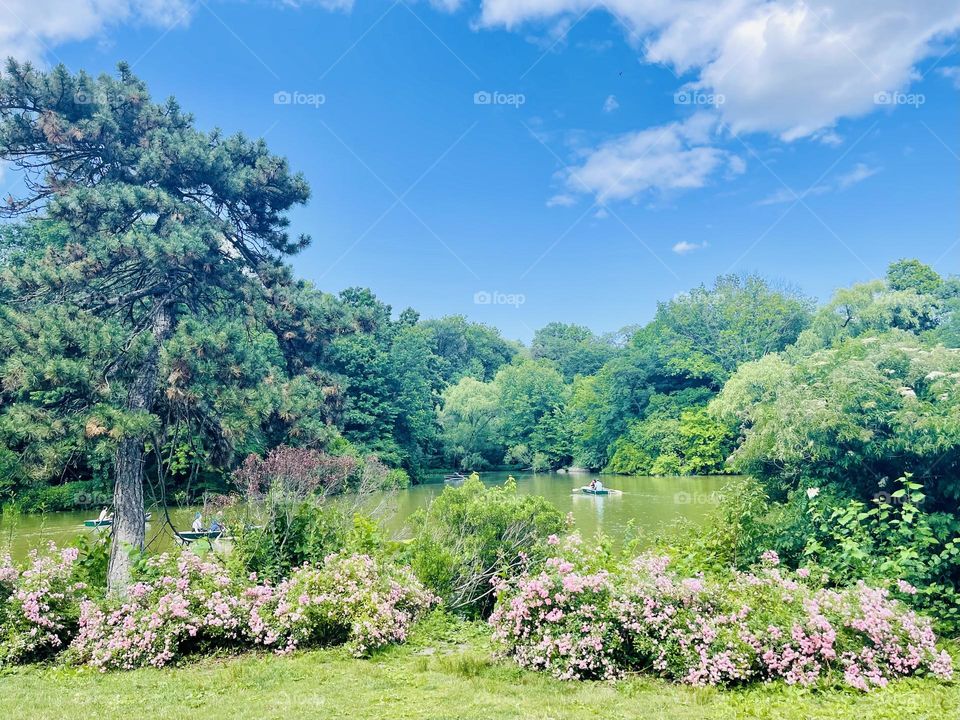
left=595, top=479, right=604, bottom=492
left=589, top=479, right=598, bottom=491
left=192, top=512, right=203, bottom=533
left=97, top=507, right=110, bottom=523
left=209, top=517, right=223, bottom=533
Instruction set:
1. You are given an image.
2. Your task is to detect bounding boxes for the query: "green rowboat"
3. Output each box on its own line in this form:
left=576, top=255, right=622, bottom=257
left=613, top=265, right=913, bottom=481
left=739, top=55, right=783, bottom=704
left=84, top=512, right=152, bottom=528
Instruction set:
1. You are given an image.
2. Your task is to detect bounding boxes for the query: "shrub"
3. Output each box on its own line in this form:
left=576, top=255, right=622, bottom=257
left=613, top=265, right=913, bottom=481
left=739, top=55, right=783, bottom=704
left=248, top=553, right=438, bottom=656
left=492, top=543, right=954, bottom=690
left=70, top=552, right=250, bottom=670
left=229, top=499, right=349, bottom=583
left=228, top=448, right=400, bottom=582
left=407, top=475, right=564, bottom=617
left=64, top=548, right=435, bottom=670
left=489, top=534, right=622, bottom=680
left=0, top=544, right=86, bottom=664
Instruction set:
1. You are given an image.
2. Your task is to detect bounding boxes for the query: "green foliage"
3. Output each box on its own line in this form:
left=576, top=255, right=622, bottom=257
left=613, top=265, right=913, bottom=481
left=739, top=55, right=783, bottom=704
left=438, top=377, right=504, bottom=470
left=712, top=332, right=960, bottom=504
left=406, top=475, right=564, bottom=617
left=888, top=259, right=944, bottom=295
left=421, top=315, right=518, bottom=383
left=641, top=274, right=813, bottom=387
left=229, top=500, right=349, bottom=582
left=531, top=322, right=616, bottom=382
left=797, top=477, right=960, bottom=631
left=605, top=408, right=733, bottom=476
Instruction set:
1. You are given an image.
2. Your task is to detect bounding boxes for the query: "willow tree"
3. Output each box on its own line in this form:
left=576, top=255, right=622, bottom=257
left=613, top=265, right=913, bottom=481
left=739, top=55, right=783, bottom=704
left=0, top=61, right=310, bottom=590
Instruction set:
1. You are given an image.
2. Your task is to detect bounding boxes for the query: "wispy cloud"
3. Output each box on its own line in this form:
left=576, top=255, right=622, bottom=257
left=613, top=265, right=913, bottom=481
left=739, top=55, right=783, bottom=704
left=836, top=162, right=881, bottom=190
left=757, top=162, right=881, bottom=205
left=603, top=94, right=619, bottom=113
left=938, top=66, right=960, bottom=89
left=546, top=193, right=577, bottom=207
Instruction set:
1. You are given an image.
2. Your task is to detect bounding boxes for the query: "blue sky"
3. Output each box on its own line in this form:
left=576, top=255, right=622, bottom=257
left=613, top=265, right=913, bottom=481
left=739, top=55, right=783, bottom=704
left=3, top=1, right=959, bottom=341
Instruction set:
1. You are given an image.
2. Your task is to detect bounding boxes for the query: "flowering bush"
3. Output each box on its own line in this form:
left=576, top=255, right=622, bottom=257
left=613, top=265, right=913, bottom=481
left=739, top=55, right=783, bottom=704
left=248, top=553, right=439, bottom=656
left=70, top=552, right=250, bottom=670
left=492, top=542, right=955, bottom=690
left=489, top=534, right=623, bottom=680
left=66, top=550, right=436, bottom=670
left=0, top=544, right=86, bottom=664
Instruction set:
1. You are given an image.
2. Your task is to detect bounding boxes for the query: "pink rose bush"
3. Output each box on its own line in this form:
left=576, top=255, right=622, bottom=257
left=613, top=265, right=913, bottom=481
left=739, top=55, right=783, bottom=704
left=70, top=552, right=250, bottom=670
left=491, top=538, right=954, bottom=690
left=489, top=534, right=623, bottom=680
left=67, top=550, right=437, bottom=670
left=0, top=544, right=86, bottom=664
left=248, top=553, right=439, bottom=657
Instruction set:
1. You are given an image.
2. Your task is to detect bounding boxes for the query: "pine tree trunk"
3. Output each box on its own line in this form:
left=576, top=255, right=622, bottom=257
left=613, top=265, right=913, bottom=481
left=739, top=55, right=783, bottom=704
left=107, top=302, right=172, bottom=593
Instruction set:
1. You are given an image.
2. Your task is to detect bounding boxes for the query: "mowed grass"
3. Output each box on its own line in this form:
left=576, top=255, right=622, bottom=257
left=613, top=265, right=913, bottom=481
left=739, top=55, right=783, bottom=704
left=1, top=617, right=956, bottom=720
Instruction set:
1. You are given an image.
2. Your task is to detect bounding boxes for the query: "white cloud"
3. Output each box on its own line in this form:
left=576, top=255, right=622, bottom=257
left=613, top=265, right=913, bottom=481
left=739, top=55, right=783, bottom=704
left=672, top=240, right=708, bottom=254
left=603, top=94, right=619, bottom=112
left=478, top=1, right=960, bottom=141
left=559, top=113, right=744, bottom=203
left=0, top=0, right=194, bottom=63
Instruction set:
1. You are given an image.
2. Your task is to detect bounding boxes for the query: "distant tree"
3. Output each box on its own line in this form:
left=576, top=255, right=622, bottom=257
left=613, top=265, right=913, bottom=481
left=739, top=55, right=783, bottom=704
left=796, top=279, right=943, bottom=352
left=494, top=360, right=569, bottom=470
left=531, top=322, right=616, bottom=381
left=421, top=315, right=518, bottom=383
left=642, top=274, right=814, bottom=387
left=438, top=377, right=503, bottom=470
left=887, top=258, right=943, bottom=295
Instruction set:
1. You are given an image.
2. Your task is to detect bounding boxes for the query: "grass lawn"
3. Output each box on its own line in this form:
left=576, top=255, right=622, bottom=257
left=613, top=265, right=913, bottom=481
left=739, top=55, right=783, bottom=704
left=1, top=616, right=956, bottom=720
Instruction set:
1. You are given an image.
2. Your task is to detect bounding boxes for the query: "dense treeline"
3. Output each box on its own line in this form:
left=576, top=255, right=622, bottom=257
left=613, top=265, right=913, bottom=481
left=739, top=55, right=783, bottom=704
left=2, top=62, right=960, bottom=602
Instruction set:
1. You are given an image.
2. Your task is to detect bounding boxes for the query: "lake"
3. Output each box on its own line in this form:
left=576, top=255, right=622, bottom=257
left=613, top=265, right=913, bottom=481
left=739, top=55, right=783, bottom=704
left=0, top=472, right=734, bottom=561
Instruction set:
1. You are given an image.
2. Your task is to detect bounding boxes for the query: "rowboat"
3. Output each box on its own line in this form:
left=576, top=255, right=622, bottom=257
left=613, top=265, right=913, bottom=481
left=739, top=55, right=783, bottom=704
left=176, top=529, right=227, bottom=543
left=84, top=512, right=152, bottom=528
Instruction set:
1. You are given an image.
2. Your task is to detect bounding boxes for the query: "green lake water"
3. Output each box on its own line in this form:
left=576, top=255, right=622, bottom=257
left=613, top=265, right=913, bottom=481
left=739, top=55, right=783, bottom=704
left=1, top=472, right=734, bottom=561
